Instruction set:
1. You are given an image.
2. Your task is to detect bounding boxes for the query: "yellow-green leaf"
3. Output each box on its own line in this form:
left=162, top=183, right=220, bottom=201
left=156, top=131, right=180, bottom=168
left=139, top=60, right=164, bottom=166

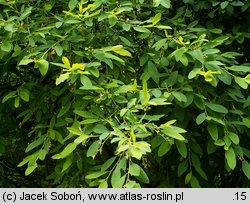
left=152, top=12, right=161, bottom=25
left=56, top=73, right=70, bottom=85
left=71, top=63, right=85, bottom=71
left=110, top=45, right=132, bottom=57
left=62, top=56, right=71, bottom=67
left=25, top=162, right=38, bottom=176
left=160, top=120, right=176, bottom=128
left=19, top=58, right=34, bottom=66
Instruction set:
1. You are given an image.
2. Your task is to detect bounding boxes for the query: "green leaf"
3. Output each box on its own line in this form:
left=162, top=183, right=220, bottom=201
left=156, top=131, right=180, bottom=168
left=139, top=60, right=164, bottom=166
left=244, top=74, right=250, bottom=84
left=82, top=119, right=100, bottom=124
left=54, top=44, right=63, bottom=56
left=228, top=132, right=239, bottom=145
left=25, top=162, right=38, bottom=176
left=111, top=171, right=126, bottom=188
left=221, top=1, right=229, bottom=9
left=87, top=66, right=99, bottom=77
left=161, top=126, right=186, bottom=141
left=207, top=123, right=218, bottom=141
left=0, top=0, right=8, bottom=6
left=129, top=146, right=143, bottom=160
left=67, top=126, right=82, bottom=136
left=177, top=160, right=188, bottom=177
left=19, top=7, right=32, bottom=21
left=124, top=180, right=139, bottom=188
left=206, top=116, right=225, bottom=126
left=204, top=49, right=220, bottom=55
left=160, top=120, right=176, bottom=128
left=1, top=41, right=13, bottom=52
left=214, top=139, right=225, bottom=146
left=190, top=175, right=200, bottom=187
left=38, top=149, right=47, bottom=160
left=225, top=147, right=236, bottom=170
left=185, top=172, right=192, bottom=184
left=74, top=134, right=88, bottom=144
left=87, top=141, right=101, bottom=157
left=188, top=68, right=201, bottom=79
left=64, top=20, right=81, bottom=25
left=18, top=58, right=34, bottom=66
left=243, top=117, right=250, bottom=128
left=80, top=75, right=92, bottom=87
left=174, top=47, right=187, bottom=62
left=134, top=26, right=151, bottom=33
left=25, top=135, right=45, bottom=153
left=242, top=161, right=250, bottom=180
left=57, top=102, right=71, bottom=118
left=140, top=80, right=150, bottom=105
left=157, top=141, right=171, bottom=157
left=152, top=12, right=162, bottom=25
left=36, top=59, right=49, bottom=76
left=108, top=15, right=118, bottom=27
left=17, top=155, right=32, bottom=167
left=190, top=49, right=204, bottom=63
left=228, top=66, right=250, bottom=72
left=224, top=134, right=231, bottom=147
left=110, top=45, right=132, bottom=57
left=119, top=36, right=133, bottom=47
left=152, top=38, right=167, bottom=51
left=52, top=142, right=77, bottom=159
left=120, top=108, right=128, bottom=117
left=122, top=23, right=131, bottom=31
left=44, top=3, right=52, bottom=11
left=176, top=141, right=187, bottom=158
left=191, top=153, right=208, bottom=180
left=85, top=171, right=108, bottom=180
left=68, top=0, right=78, bottom=10
left=104, top=52, right=125, bottom=64
left=19, top=88, right=30, bottom=102
left=153, top=0, right=161, bottom=7
left=99, top=180, right=108, bottom=188
left=210, top=29, right=222, bottom=34
left=135, top=166, right=150, bottom=184
left=207, top=139, right=218, bottom=154
left=14, top=97, right=20, bottom=108
left=142, top=114, right=159, bottom=123
left=235, top=77, right=248, bottom=89
left=93, top=124, right=109, bottom=134
left=61, top=153, right=73, bottom=172
left=172, top=92, right=187, bottom=103
left=217, top=68, right=232, bottom=85
left=129, top=163, right=141, bottom=176
left=161, top=0, right=171, bottom=8
left=147, top=61, right=159, bottom=84
left=73, top=110, right=98, bottom=119
left=2, top=91, right=17, bottom=103
left=154, top=25, right=172, bottom=29
left=148, top=98, right=170, bottom=106
left=116, top=156, right=127, bottom=171
left=206, top=103, right=228, bottom=114
left=196, top=112, right=206, bottom=125
left=101, top=157, right=116, bottom=172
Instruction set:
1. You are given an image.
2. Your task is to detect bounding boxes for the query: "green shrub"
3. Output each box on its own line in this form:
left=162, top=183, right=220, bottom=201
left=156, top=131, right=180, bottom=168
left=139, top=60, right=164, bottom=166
left=1, top=0, right=250, bottom=187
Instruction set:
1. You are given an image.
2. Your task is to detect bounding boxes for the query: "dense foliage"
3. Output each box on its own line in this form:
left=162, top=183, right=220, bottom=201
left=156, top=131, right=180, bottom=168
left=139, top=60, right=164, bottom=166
left=1, top=0, right=250, bottom=187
